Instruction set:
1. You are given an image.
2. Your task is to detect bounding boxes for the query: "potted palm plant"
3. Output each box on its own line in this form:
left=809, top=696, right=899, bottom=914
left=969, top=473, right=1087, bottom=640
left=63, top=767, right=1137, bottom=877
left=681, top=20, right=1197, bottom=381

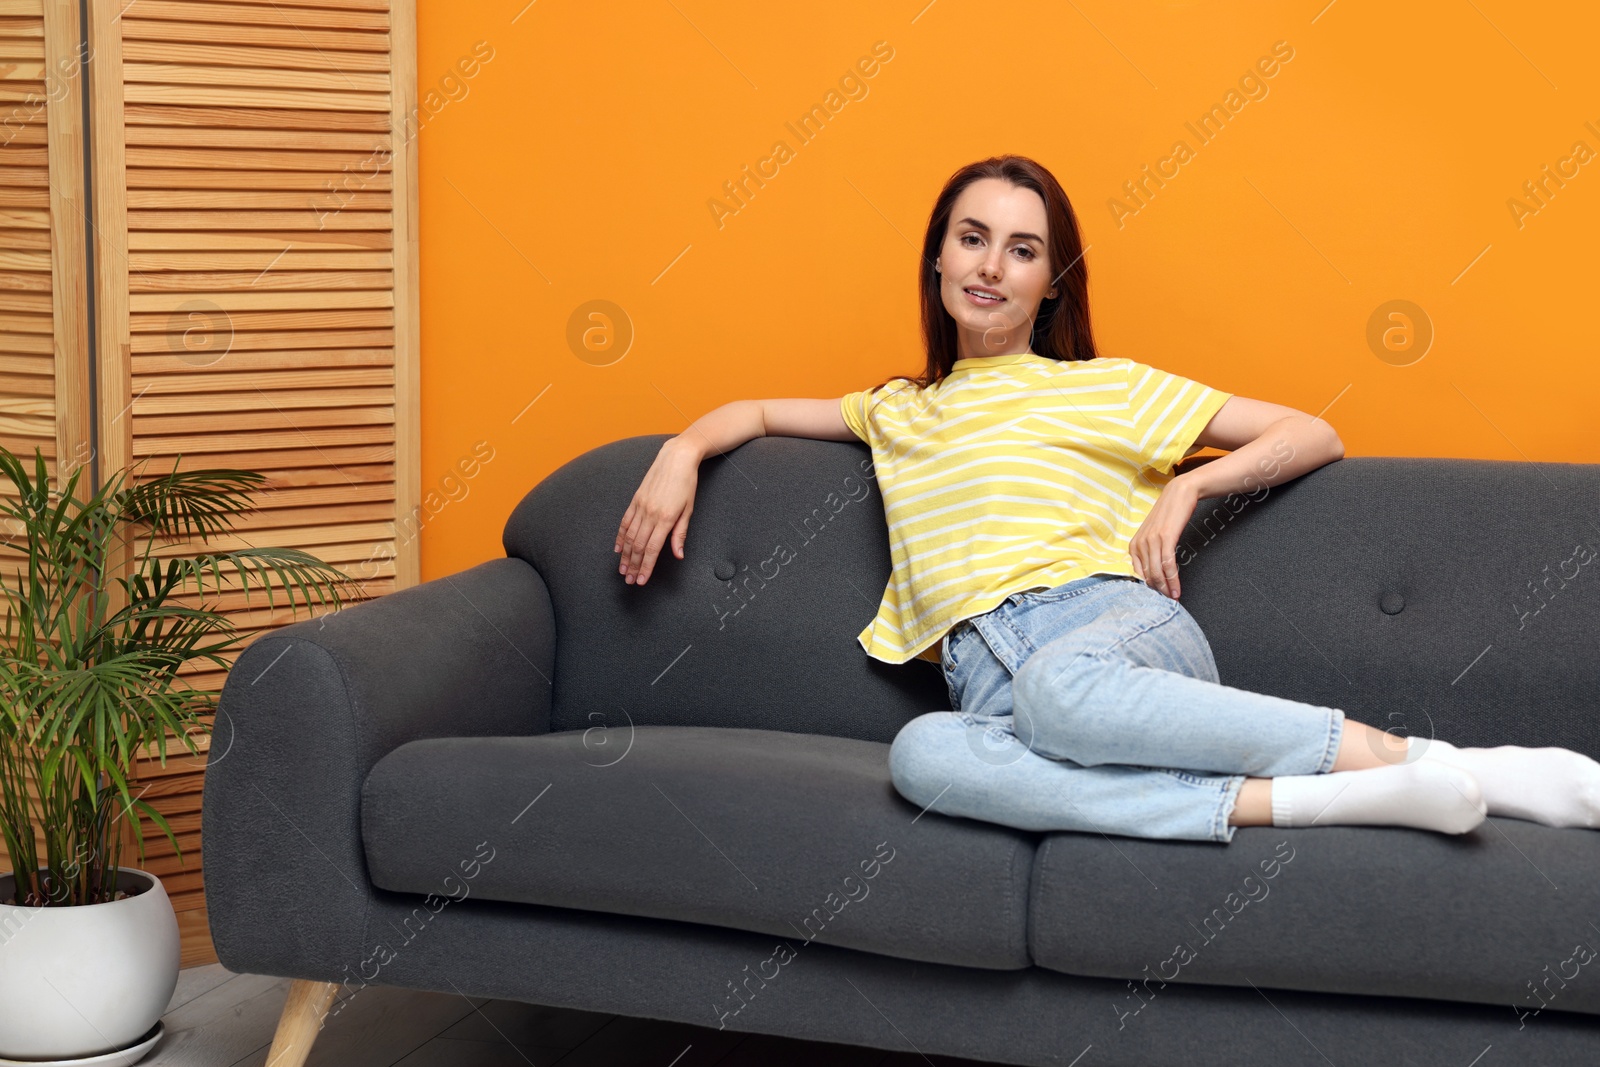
left=0, top=446, right=355, bottom=1062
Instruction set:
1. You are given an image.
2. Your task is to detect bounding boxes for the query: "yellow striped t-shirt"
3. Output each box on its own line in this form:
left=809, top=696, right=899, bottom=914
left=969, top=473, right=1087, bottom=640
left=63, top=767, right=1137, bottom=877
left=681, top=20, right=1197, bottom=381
left=840, top=352, right=1233, bottom=665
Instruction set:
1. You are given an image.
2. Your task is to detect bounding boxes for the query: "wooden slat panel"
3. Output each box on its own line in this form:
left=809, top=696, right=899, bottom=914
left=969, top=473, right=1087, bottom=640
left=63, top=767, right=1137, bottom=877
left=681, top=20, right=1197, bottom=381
left=0, top=227, right=50, bottom=248
left=133, top=438, right=392, bottom=462
left=136, top=518, right=397, bottom=551
left=125, top=62, right=391, bottom=93
left=88, top=0, right=419, bottom=965
left=126, top=213, right=395, bottom=236
left=183, top=0, right=390, bottom=12
left=126, top=167, right=393, bottom=189
left=135, top=829, right=202, bottom=861
left=121, top=40, right=391, bottom=73
left=120, top=38, right=388, bottom=71
left=0, top=205, right=48, bottom=225
left=129, top=229, right=392, bottom=248
left=125, top=83, right=391, bottom=111
left=161, top=579, right=401, bottom=624
left=0, top=290, right=61, bottom=312
left=176, top=909, right=217, bottom=966
left=131, top=253, right=395, bottom=273
left=122, top=18, right=390, bottom=55
left=0, top=394, right=51, bottom=415
left=129, top=268, right=396, bottom=290
left=0, top=371, right=57, bottom=395
left=127, top=145, right=394, bottom=170
left=115, top=442, right=394, bottom=471
left=0, top=266, right=58, bottom=287
left=0, top=247, right=53, bottom=268
left=133, top=384, right=394, bottom=412
left=0, top=337, right=55, bottom=357
left=0, top=0, right=92, bottom=892
left=132, top=347, right=395, bottom=372
left=134, top=367, right=395, bottom=393
left=122, top=1, right=389, bottom=32
left=0, top=432, right=55, bottom=455
left=0, top=148, right=47, bottom=168
left=133, top=331, right=396, bottom=356
left=127, top=128, right=395, bottom=153
left=129, top=308, right=395, bottom=332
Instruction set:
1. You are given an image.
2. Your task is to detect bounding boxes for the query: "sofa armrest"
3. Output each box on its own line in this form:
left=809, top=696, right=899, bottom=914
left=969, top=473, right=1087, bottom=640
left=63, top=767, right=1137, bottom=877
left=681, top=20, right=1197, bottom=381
left=201, top=556, right=554, bottom=981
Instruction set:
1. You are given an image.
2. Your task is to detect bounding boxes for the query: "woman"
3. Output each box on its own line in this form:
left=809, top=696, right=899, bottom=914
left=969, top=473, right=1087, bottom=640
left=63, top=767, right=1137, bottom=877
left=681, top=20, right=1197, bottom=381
left=613, top=154, right=1600, bottom=843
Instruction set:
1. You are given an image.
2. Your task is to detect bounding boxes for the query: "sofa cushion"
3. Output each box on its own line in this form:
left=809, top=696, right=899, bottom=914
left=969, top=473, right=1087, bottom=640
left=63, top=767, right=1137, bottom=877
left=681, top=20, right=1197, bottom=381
left=499, top=435, right=951, bottom=744
left=1028, top=823, right=1600, bottom=1017
left=360, top=725, right=1036, bottom=970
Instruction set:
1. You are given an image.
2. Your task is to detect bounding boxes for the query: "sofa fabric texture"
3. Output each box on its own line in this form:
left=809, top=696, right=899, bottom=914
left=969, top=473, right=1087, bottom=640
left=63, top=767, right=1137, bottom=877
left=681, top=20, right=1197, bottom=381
left=361, top=726, right=1036, bottom=969
left=202, top=555, right=553, bottom=977
left=203, top=435, right=1600, bottom=1065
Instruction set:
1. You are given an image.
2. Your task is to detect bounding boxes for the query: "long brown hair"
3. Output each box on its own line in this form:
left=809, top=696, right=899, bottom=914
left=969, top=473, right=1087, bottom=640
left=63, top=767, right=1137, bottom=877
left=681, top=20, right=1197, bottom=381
left=874, top=155, right=1100, bottom=395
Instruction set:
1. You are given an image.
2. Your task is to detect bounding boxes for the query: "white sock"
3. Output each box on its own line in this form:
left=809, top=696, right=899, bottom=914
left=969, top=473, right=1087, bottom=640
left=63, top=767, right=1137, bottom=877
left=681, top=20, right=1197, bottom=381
left=1404, top=736, right=1600, bottom=828
left=1270, top=761, right=1486, bottom=834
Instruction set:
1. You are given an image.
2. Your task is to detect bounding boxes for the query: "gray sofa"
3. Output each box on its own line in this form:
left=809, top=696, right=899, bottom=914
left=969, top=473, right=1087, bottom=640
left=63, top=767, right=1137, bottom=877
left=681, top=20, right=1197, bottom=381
left=203, top=434, right=1600, bottom=1065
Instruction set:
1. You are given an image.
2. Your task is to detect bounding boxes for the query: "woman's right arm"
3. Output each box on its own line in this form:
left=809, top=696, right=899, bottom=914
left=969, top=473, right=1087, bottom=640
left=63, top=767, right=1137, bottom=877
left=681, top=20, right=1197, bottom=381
left=615, top=398, right=858, bottom=584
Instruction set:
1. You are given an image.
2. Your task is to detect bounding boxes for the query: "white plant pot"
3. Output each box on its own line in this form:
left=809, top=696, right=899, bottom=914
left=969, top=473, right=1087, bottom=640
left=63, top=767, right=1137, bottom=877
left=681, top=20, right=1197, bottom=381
left=0, top=867, right=179, bottom=1060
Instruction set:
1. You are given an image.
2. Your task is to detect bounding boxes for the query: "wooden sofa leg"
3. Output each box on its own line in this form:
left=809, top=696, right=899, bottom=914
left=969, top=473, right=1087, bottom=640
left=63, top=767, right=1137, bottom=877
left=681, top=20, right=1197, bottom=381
left=265, top=979, right=338, bottom=1067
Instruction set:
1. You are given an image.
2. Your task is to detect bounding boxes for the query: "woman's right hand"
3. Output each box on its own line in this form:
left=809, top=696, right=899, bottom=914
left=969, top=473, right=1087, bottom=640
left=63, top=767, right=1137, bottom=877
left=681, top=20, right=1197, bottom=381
left=615, top=438, right=700, bottom=585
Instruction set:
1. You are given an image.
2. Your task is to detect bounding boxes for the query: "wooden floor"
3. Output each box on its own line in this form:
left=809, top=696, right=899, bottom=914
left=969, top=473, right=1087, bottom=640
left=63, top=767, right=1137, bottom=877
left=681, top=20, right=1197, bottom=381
left=143, top=964, right=1010, bottom=1066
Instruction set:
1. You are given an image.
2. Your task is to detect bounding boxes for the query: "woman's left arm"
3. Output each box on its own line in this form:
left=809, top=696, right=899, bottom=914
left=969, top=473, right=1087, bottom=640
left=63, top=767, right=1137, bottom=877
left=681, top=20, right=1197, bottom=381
left=1129, top=397, right=1345, bottom=599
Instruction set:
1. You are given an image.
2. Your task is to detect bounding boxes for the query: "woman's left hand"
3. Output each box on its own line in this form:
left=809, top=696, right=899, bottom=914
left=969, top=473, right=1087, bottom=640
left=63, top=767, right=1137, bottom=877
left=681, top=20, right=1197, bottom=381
left=1128, top=476, right=1199, bottom=599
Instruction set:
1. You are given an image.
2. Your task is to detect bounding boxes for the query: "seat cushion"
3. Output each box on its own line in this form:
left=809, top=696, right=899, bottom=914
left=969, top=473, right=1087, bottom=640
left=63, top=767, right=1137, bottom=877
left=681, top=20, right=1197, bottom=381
left=361, top=725, right=1036, bottom=969
left=1028, top=822, right=1600, bottom=1016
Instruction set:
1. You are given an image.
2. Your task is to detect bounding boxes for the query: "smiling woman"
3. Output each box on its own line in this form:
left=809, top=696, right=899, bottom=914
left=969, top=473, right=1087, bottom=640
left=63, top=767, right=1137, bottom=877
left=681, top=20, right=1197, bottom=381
left=617, top=153, right=1600, bottom=849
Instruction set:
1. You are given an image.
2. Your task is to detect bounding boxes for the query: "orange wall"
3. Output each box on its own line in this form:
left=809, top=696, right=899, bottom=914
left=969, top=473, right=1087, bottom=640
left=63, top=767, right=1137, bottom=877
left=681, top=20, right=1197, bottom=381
left=413, top=1, right=1600, bottom=581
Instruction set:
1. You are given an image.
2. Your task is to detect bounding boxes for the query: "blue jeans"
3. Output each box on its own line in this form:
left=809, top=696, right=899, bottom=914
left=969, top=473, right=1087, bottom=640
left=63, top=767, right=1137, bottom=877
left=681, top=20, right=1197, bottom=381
left=887, top=574, right=1346, bottom=842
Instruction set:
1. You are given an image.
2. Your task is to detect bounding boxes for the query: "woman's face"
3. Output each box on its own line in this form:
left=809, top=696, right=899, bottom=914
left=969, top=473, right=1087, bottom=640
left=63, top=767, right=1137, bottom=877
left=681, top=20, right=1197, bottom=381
left=936, top=177, right=1056, bottom=358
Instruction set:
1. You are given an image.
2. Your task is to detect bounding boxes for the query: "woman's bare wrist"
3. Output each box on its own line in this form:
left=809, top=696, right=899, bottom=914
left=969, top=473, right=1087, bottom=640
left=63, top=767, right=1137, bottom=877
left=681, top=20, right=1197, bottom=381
left=661, top=434, right=704, bottom=465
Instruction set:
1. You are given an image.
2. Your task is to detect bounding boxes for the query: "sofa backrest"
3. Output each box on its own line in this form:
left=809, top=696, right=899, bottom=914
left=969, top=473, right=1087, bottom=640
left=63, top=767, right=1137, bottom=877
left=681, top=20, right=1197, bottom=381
left=1175, top=453, right=1600, bottom=758
left=503, top=437, right=1600, bottom=756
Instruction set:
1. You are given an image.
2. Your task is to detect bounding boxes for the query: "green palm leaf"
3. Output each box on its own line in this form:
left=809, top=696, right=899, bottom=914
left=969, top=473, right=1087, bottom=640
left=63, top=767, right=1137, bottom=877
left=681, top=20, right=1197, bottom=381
left=0, top=445, right=355, bottom=906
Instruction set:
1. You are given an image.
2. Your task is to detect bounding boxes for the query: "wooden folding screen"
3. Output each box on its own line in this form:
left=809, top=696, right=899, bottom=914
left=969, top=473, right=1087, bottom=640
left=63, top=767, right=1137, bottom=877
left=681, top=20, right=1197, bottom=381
left=83, top=0, right=419, bottom=963
left=0, top=0, right=91, bottom=538
left=0, top=0, right=92, bottom=906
